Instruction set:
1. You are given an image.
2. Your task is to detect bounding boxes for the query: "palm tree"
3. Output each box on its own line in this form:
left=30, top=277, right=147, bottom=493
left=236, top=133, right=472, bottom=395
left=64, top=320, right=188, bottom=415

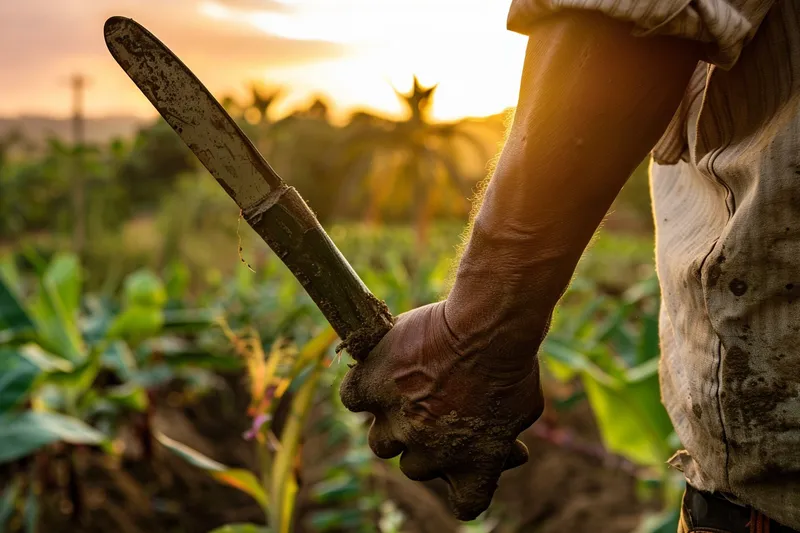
left=0, top=137, right=75, bottom=239
left=221, top=84, right=284, bottom=157
left=339, top=77, right=487, bottom=245
left=0, top=130, right=25, bottom=239
left=262, top=97, right=347, bottom=222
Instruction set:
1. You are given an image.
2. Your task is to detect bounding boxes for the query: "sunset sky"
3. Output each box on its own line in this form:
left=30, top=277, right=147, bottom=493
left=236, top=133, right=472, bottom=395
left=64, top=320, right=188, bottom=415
left=0, top=0, right=528, bottom=122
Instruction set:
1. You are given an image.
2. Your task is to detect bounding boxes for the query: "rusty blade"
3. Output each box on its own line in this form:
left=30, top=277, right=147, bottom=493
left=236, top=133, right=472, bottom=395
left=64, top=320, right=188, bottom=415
left=103, top=16, right=282, bottom=210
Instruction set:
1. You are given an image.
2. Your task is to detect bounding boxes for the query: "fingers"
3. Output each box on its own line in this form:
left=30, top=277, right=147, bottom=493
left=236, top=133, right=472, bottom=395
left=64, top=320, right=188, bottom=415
left=368, top=415, right=405, bottom=459
left=339, top=361, right=383, bottom=413
left=442, top=439, right=526, bottom=521
left=339, top=331, right=402, bottom=414
left=502, top=439, right=529, bottom=471
left=445, top=464, right=503, bottom=521
left=339, top=366, right=368, bottom=413
left=399, top=449, right=441, bottom=482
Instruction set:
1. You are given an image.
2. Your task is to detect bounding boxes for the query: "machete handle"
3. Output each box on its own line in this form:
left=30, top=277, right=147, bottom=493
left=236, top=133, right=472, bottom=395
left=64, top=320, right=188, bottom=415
left=244, top=185, right=394, bottom=361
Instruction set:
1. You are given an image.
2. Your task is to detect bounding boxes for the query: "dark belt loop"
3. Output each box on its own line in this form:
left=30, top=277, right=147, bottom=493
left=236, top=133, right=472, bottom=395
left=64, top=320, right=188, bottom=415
left=683, top=484, right=794, bottom=533
left=748, top=508, right=772, bottom=533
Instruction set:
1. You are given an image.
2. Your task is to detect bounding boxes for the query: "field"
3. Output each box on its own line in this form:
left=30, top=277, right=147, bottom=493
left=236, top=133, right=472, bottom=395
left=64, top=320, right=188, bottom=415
left=1, top=84, right=681, bottom=533
left=1, top=216, right=683, bottom=533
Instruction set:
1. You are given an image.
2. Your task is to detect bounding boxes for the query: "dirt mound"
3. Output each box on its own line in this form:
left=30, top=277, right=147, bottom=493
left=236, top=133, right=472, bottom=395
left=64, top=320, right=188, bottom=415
left=492, top=430, right=646, bottom=532
left=415, top=403, right=649, bottom=533
left=36, top=380, right=649, bottom=533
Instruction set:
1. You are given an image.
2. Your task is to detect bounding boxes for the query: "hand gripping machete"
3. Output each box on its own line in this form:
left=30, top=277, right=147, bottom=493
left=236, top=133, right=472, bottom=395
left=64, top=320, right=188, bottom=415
left=103, top=16, right=393, bottom=360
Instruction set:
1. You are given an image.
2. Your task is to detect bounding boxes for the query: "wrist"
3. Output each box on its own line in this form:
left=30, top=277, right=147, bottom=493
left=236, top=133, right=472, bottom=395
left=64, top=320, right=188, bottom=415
left=445, top=220, right=561, bottom=360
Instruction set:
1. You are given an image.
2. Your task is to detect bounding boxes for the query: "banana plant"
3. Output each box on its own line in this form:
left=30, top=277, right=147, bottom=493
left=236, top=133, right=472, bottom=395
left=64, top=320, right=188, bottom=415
left=0, top=257, right=106, bottom=533
left=157, top=324, right=339, bottom=533
left=0, top=252, right=227, bottom=531
left=2, top=252, right=226, bottom=432
left=540, top=274, right=683, bottom=533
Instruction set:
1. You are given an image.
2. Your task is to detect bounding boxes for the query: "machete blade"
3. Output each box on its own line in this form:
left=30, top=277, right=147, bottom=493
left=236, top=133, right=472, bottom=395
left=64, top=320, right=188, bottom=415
left=103, top=16, right=281, bottom=211
left=102, top=16, right=395, bottom=359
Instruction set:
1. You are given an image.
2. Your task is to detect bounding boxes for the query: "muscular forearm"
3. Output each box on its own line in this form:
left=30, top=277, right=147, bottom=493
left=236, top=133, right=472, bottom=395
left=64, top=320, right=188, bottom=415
left=446, top=12, right=698, bottom=357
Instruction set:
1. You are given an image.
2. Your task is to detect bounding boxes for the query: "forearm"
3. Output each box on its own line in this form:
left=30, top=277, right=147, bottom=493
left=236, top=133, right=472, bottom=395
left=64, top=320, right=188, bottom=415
left=447, top=12, right=698, bottom=355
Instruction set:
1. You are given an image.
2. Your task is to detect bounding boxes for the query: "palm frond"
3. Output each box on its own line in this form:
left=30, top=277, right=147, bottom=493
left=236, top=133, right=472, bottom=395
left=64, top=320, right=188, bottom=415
left=420, top=147, right=473, bottom=201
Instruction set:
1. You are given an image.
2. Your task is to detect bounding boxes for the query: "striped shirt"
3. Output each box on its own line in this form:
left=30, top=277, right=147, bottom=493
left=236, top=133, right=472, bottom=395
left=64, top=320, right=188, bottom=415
left=508, top=1, right=800, bottom=528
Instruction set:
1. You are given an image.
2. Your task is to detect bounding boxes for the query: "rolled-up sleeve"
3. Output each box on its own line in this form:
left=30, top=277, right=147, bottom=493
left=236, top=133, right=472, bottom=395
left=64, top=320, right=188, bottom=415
left=507, top=0, right=774, bottom=69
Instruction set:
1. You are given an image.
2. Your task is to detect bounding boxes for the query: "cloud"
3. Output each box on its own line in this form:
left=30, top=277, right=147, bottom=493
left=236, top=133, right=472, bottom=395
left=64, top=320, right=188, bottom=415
left=0, top=0, right=349, bottom=116
left=208, top=0, right=291, bottom=10
left=0, top=0, right=527, bottom=120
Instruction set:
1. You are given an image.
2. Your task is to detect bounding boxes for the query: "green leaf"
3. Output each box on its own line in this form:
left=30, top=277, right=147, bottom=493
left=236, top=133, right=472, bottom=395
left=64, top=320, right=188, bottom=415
left=17, top=345, right=73, bottom=373
left=81, top=295, right=117, bottom=343
left=105, top=384, right=149, bottom=412
left=308, top=509, right=364, bottom=531
left=129, top=364, right=174, bottom=389
left=0, top=478, right=20, bottom=530
left=334, top=449, right=373, bottom=472
left=636, top=312, right=661, bottom=365
left=156, top=433, right=268, bottom=509
left=595, top=305, right=632, bottom=345
left=210, top=470, right=269, bottom=510
left=0, top=255, right=22, bottom=292
left=0, top=411, right=106, bottom=464
left=23, top=482, right=38, bottom=533
left=624, top=276, right=660, bottom=305
left=541, top=353, right=578, bottom=383
left=100, top=341, right=137, bottom=381
left=581, top=367, right=673, bottom=466
left=44, top=354, right=100, bottom=395
left=541, top=337, right=616, bottom=386
left=164, top=261, right=191, bottom=302
left=42, top=255, right=81, bottom=315
left=161, top=309, right=217, bottom=333
left=28, top=254, right=84, bottom=363
left=105, top=306, right=164, bottom=341
left=208, top=524, right=270, bottom=533
left=0, top=350, right=39, bottom=413
left=155, top=432, right=227, bottom=470
left=271, top=328, right=338, bottom=533
left=162, top=350, right=242, bottom=372
left=0, top=273, right=34, bottom=332
left=288, top=327, right=337, bottom=379
left=310, top=475, right=360, bottom=503
left=123, top=270, right=166, bottom=308
left=634, top=508, right=680, bottom=533
left=625, top=357, right=660, bottom=383
left=562, top=295, right=607, bottom=339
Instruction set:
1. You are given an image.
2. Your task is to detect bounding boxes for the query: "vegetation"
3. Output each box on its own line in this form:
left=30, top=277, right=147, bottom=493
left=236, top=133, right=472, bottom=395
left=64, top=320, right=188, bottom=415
left=1, top=80, right=672, bottom=533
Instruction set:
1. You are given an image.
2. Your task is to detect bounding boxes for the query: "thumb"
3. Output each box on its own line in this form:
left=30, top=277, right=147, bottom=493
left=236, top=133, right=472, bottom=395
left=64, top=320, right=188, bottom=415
left=444, top=463, right=503, bottom=521
left=502, top=439, right=529, bottom=471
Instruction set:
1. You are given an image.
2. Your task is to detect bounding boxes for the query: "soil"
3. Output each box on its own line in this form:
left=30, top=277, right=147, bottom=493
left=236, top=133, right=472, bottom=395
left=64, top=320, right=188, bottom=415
left=491, top=424, right=649, bottom=533
left=30, top=376, right=651, bottom=533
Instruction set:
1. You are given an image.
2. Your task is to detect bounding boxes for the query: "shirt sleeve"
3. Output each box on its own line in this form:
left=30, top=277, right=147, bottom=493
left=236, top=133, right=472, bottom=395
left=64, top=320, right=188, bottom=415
left=506, top=0, right=775, bottom=69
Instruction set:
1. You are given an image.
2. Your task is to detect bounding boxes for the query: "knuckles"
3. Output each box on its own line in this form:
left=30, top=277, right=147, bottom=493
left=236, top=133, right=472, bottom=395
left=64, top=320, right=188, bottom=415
left=337, top=299, right=545, bottom=522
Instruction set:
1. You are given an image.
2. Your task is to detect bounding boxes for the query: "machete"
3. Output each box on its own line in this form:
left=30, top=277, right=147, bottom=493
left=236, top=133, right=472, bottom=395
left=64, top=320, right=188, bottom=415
left=103, top=16, right=393, bottom=360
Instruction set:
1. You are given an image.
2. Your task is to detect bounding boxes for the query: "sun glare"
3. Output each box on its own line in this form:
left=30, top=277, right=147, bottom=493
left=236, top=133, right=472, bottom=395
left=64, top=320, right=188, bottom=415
left=199, top=0, right=527, bottom=121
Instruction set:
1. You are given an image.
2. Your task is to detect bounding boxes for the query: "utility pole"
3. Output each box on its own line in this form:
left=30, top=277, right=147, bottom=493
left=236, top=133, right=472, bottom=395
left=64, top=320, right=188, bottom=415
left=71, top=74, right=87, bottom=256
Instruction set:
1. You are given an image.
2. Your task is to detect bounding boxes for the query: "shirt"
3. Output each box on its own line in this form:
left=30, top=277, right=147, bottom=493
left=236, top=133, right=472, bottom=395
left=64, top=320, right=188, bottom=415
left=507, top=1, right=800, bottom=528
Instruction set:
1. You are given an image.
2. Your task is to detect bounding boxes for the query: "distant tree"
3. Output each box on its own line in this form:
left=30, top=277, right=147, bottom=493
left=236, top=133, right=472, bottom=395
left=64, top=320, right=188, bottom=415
left=0, top=131, right=26, bottom=238
left=0, top=129, right=23, bottom=172
left=0, top=138, right=74, bottom=238
left=116, top=119, right=197, bottom=212
left=247, top=84, right=281, bottom=124
left=84, top=137, right=130, bottom=237
left=265, top=97, right=346, bottom=222
left=339, top=77, right=485, bottom=245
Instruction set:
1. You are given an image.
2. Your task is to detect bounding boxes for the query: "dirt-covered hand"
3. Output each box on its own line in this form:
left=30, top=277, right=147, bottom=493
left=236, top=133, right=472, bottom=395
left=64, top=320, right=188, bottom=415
left=339, top=301, right=544, bottom=520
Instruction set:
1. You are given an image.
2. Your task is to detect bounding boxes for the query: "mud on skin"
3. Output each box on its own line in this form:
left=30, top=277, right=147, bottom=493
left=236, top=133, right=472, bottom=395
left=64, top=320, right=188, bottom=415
left=339, top=301, right=544, bottom=520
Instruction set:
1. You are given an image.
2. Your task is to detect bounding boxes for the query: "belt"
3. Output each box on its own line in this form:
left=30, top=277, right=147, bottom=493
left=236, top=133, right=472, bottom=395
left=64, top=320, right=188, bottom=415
left=683, top=484, right=797, bottom=533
